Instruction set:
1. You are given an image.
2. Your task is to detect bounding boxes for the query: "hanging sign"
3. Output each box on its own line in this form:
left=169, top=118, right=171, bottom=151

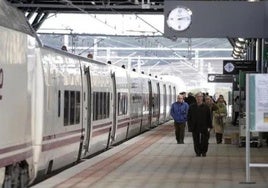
left=223, top=60, right=256, bottom=74
left=207, top=74, right=233, bottom=83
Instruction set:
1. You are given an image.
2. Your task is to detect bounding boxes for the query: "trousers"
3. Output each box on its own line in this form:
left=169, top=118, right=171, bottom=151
left=174, top=122, right=186, bottom=143
left=192, top=131, right=210, bottom=155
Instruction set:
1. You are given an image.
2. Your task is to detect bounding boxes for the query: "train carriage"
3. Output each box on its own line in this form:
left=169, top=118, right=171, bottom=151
left=34, top=47, right=83, bottom=176
left=110, top=65, right=131, bottom=145
left=81, top=60, right=114, bottom=156
left=0, top=1, right=36, bottom=186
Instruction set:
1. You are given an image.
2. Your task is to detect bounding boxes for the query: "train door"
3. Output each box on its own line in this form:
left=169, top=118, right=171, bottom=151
left=83, top=66, right=92, bottom=156
left=156, top=82, right=160, bottom=125
left=148, top=80, right=152, bottom=127
left=163, top=84, right=167, bottom=122
left=111, top=72, right=117, bottom=142
left=167, top=85, right=172, bottom=120
left=173, top=86, right=177, bottom=102
left=150, top=80, right=160, bottom=127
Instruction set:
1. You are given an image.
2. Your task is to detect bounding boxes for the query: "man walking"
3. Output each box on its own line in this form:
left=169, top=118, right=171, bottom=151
left=170, top=94, right=189, bottom=144
left=188, top=92, right=212, bottom=157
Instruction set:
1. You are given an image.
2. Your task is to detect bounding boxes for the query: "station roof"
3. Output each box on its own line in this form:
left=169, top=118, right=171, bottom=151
left=7, top=0, right=164, bottom=14
left=7, top=0, right=234, bottom=90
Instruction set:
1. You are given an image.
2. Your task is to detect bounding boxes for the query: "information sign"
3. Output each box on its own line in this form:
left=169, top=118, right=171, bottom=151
left=223, top=60, right=256, bottom=74
left=207, top=74, right=233, bottom=83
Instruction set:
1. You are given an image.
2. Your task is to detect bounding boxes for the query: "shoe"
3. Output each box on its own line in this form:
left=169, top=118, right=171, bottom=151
left=202, top=153, right=206, bottom=157
left=196, top=154, right=201, bottom=157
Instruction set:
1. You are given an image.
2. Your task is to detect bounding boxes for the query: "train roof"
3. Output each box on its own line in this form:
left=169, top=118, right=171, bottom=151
left=0, top=1, right=33, bottom=36
left=41, top=44, right=106, bottom=66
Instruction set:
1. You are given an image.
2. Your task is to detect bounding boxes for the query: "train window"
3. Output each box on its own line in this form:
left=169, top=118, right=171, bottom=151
left=64, top=90, right=81, bottom=126
left=75, top=92, right=80, bottom=124
left=93, top=92, right=97, bottom=120
left=58, top=90, right=61, bottom=117
left=64, top=91, right=69, bottom=125
left=70, top=91, right=75, bottom=124
left=118, top=92, right=128, bottom=115
left=107, top=93, right=110, bottom=118
left=93, top=92, right=110, bottom=121
left=100, top=92, right=103, bottom=119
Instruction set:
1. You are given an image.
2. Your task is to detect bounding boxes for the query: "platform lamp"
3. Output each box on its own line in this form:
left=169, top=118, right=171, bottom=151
left=232, top=38, right=247, bottom=59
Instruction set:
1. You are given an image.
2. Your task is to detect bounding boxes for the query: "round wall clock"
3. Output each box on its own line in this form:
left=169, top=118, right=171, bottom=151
left=166, top=6, right=192, bottom=31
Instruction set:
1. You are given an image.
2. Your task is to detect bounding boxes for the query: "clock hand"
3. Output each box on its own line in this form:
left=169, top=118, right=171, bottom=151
left=177, top=17, right=189, bottom=20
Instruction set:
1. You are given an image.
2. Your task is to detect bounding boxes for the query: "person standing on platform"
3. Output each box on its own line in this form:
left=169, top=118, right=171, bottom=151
left=187, top=92, right=212, bottom=157
left=185, top=92, right=196, bottom=106
left=205, top=96, right=218, bottom=139
left=214, top=95, right=227, bottom=144
left=61, top=45, right=67, bottom=51
left=232, top=96, right=239, bottom=126
left=87, top=53, right=93, bottom=59
left=170, top=94, right=189, bottom=144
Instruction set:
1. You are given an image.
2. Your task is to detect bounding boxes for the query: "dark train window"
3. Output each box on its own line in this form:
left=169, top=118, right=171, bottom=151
left=93, top=92, right=110, bottom=121
left=64, top=90, right=81, bottom=126
left=58, top=90, right=61, bottom=117
left=118, top=92, right=128, bottom=115
left=70, top=91, right=75, bottom=124
left=75, top=92, right=80, bottom=124
left=64, top=91, right=69, bottom=125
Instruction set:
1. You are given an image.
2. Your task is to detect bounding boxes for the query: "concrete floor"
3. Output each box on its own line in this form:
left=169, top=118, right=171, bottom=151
left=32, top=122, right=268, bottom=188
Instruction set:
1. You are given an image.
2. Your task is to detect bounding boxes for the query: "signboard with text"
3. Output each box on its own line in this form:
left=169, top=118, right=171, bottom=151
left=223, top=60, right=256, bottom=74
left=207, top=74, right=233, bottom=83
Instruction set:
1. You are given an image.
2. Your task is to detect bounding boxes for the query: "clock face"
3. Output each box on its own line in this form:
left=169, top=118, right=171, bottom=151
left=166, top=6, right=192, bottom=31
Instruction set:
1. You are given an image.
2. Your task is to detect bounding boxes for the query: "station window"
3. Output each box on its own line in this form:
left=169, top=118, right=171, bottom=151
left=64, top=90, right=80, bottom=126
left=93, top=92, right=110, bottom=121
left=118, top=92, right=128, bottom=115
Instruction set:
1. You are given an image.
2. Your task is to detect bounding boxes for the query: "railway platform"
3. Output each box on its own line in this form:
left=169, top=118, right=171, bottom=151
left=32, top=121, right=268, bottom=188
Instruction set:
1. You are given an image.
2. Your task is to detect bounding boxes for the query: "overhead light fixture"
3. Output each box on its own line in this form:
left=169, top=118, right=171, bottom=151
left=232, top=38, right=247, bottom=59
left=232, top=53, right=240, bottom=59
left=237, top=38, right=246, bottom=42
left=235, top=41, right=245, bottom=48
left=233, top=50, right=240, bottom=56
left=247, top=0, right=259, bottom=2
left=234, top=46, right=244, bottom=52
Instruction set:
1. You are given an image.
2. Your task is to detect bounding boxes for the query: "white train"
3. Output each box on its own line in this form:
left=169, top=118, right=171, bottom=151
left=0, top=1, right=179, bottom=187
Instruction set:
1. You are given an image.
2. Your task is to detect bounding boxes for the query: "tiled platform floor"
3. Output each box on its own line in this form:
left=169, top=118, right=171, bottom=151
left=32, top=122, right=268, bottom=188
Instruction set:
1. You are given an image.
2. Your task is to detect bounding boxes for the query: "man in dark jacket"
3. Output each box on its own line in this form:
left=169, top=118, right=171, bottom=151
left=187, top=92, right=212, bottom=157
left=170, top=94, right=189, bottom=144
left=185, top=92, right=196, bottom=106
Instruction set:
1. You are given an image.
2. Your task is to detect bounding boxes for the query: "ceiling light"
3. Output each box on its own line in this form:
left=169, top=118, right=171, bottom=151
left=237, top=38, right=246, bottom=43
left=235, top=41, right=245, bottom=48
left=234, top=46, right=244, bottom=52
left=233, top=50, right=240, bottom=56
left=232, top=53, right=240, bottom=59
